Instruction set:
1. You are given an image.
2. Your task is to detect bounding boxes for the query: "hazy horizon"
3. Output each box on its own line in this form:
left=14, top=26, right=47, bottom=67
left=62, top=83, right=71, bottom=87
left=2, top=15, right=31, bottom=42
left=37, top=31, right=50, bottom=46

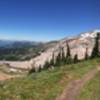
left=0, top=0, right=100, bottom=41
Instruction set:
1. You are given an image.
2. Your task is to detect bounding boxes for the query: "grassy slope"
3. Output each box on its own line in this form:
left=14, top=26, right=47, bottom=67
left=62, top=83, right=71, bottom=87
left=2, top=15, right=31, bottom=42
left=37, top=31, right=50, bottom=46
left=0, top=58, right=100, bottom=100
left=77, top=73, right=100, bottom=100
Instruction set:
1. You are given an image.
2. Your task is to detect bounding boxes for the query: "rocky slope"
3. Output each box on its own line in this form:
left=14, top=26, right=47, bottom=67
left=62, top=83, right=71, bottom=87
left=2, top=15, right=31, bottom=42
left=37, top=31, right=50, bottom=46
left=30, top=30, right=100, bottom=70
left=0, top=30, right=100, bottom=72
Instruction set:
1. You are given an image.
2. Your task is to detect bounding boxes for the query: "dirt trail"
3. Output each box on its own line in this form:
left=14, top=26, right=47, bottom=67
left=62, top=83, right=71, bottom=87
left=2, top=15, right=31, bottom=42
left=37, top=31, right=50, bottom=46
left=56, top=67, right=100, bottom=100
left=0, top=72, right=21, bottom=81
left=0, top=72, right=12, bottom=81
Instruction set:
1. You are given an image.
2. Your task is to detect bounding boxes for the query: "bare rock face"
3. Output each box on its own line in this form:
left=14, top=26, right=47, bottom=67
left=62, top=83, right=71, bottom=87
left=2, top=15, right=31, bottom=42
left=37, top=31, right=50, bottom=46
left=0, top=30, right=99, bottom=70
left=29, top=30, right=100, bottom=70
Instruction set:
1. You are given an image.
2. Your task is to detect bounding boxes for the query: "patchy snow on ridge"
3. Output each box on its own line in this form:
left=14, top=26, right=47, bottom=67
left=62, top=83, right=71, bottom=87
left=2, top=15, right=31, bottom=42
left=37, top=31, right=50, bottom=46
left=0, top=30, right=100, bottom=70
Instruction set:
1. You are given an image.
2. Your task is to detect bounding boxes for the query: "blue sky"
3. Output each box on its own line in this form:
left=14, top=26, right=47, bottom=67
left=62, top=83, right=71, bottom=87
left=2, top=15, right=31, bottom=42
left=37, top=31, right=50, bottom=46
left=0, top=0, right=100, bottom=41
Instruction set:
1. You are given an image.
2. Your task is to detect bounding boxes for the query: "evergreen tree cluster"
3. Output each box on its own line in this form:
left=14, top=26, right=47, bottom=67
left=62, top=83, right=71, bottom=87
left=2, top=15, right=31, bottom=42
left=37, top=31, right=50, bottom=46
left=29, top=32, right=100, bottom=73
left=91, top=32, right=100, bottom=58
left=42, top=42, right=79, bottom=70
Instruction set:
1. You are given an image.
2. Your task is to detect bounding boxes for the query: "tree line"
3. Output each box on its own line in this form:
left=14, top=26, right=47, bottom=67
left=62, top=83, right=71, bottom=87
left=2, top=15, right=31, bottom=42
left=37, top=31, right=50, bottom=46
left=29, top=32, right=100, bottom=73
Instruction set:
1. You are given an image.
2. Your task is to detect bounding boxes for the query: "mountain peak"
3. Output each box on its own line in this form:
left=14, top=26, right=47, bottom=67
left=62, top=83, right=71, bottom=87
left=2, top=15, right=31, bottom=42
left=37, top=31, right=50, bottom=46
left=80, top=30, right=100, bottom=40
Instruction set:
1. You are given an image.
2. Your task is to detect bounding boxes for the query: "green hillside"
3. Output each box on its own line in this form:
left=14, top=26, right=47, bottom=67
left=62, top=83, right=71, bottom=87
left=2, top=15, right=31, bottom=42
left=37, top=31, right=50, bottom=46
left=77, top=72, right=100, bottom=100
left=0, top=58, right=100, bottom=100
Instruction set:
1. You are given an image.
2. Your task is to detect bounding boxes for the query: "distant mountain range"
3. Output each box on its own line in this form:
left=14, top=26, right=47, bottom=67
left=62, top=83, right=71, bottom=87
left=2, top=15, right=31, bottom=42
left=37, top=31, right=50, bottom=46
left=0, top=30, right=100, bottom=70
left=0, top=40, right=58, bottom=61
left=0, top=40, right=42, bottom=48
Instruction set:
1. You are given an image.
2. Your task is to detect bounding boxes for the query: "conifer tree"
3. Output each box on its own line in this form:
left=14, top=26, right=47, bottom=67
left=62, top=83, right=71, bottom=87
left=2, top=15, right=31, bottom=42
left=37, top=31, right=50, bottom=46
left=65, top=42, right=72, bottom=64
left=50, top=52, right=55, bottom=66
left=85, top=48, right=89, bottom=60
left=73, top=54, right=78, bottom=63
left=91, top=33, right=100, bottom=58
left=66, top=43, right=71, bottom=57
left=29, top=67, right=35, bottom=74
left=55, top=51, right=61, bottom=66
left=29, top=62, right=36, bottom=74
left=61, top=47, right=65, bottom=64
left=43, top=60, right=50, bottom=70
left=55, top=46, right=64, bottom=66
